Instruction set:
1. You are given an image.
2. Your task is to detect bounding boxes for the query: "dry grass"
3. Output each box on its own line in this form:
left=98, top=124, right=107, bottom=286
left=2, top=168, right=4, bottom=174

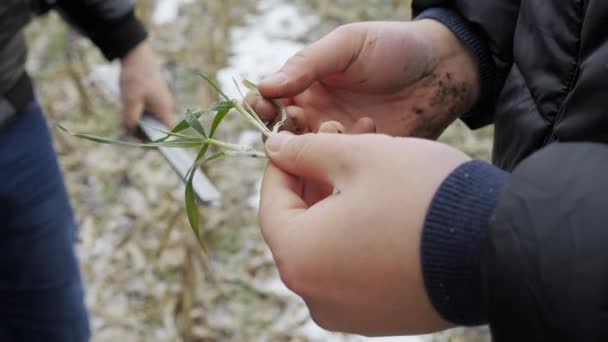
left=24, top=1, right=492, bottom=341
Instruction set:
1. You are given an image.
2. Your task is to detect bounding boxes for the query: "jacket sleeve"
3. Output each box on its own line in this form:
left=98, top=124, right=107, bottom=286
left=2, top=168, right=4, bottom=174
left=480, top=142, right=608, bottom=340
left=51, top=0, right=148, bottom=60
left=422, top=143, right=608, bottom=338
left=411, top=1, right=521, bottom=128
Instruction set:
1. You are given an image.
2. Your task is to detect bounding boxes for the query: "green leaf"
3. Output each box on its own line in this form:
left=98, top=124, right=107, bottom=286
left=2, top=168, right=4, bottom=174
left=204, top=151, right=226, bottom=163
left=143, top=125, right=196, bottom=140
left=57, top=124, right=203, bottom=148
left=184, top=109, right=207, bottom=138
left=242, top=79, right=258, bottom=91
left=185, top=162, right=208, bottom=254
left=154, top=109, right=204, bottom=142
left=232, top=77, right=245, bottom=98
left=184, top=150, right=226, bottom=254
left=185, top=105, right=231, bottom=175
left=155, top=101, right=234, bottom=143
left=192, top=105, right=233, bottom=163
left=195, top=143, right=210, bottom=163
left=199, top=73, right=230, bottom=101
left=211, top=101, right=235, bottom=112
left=209, top=106, right=231, bottom=138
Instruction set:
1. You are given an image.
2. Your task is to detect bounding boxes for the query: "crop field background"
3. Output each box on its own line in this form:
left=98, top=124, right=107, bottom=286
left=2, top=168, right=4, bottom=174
left=25, top=0, right=493, bottom=341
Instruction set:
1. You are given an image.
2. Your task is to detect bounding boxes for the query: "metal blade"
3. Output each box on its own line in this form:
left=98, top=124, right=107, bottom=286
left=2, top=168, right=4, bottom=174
left=139, top=113, right=221, bottom=205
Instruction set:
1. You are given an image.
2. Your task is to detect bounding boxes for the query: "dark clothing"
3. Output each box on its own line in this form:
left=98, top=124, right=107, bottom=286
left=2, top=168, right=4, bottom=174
left=421, top=160, right=508, bottom=326
left=0, top=1, right=147, bottom=340
left=486, top=143, right=608, bottom=341
left=0, top=0, right=33, bottom=97
left=0, top=101, right=90, bottom=341
left=412, top=1, right=608, bottom=340
left=414, top=1, right=608, bottom=171
left=0, top=0, right=146, bottom=119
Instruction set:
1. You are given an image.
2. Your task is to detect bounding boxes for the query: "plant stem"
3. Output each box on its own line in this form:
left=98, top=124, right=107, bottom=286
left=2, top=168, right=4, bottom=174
left=206, top=137, right=256, bottom=152
left=242, top=79, right=287, bottom=133
left=146, top=126, right=201, bottom=139
left=224, top=150, right=267, bottom=158
left=205, top=138, right=266, bottom=159
left=232, top=101, right=272, bottom=137
left=242, top=99, right=268, bottom=129
left=271, top=102, right=287, bottom=133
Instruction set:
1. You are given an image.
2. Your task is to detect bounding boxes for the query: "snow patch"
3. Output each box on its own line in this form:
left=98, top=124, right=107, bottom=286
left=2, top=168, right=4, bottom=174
left=216, top=0, right=319, bottom=99
left=237, top=130, right=262, bottom=149
left=153, top=0, right=194, bottom=25
left=87, top=61, right=120, bottom=102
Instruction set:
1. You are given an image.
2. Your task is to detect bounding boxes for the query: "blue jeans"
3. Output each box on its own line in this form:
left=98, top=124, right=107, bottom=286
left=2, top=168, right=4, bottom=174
left=0, top=102, right=90, bottom=341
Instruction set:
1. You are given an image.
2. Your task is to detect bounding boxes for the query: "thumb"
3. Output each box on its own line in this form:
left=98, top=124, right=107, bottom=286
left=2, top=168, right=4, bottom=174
left=264, top=132, right=357, bottom=187
left=258, top=25, right=364, bottom=98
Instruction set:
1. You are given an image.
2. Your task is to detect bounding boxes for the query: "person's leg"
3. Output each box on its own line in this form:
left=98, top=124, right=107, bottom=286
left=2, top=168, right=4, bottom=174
left=0, top=101, right=90, bottom=341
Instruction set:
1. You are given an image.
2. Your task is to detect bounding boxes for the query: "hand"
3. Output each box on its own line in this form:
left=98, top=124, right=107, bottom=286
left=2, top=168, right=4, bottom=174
left=294, top=119, right=377, bottom=206
left=248, top=20, right=479, bottom=139
left=120, top=41, right=175, bottom=130
left=259, top=132, right=470, bottom=335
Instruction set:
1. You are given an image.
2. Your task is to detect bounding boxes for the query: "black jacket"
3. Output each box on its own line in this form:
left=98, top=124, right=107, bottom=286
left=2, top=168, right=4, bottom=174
left=0, top=0, right=146, bottom=119
left=413, top=1, right=608, bottom=340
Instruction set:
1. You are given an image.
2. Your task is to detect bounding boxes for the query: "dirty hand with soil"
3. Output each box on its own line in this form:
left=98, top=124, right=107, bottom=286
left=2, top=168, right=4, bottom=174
left=257, top=19, right=481, bottom=335
left=248, top=19, right=478, bottom=139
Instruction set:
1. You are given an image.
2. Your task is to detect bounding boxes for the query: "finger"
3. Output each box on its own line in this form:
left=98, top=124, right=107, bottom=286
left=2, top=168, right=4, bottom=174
left=302, top=180, right=334, bottom=207
left=145, top=86, right=176, bottom=127
left=258, top=25, right=363, bottom=98
left=261, top=105, right=308, bottom=143
left=264, top=132, right=357, bottom=187
left=317, top=118, right=375, bottom=135
left=246, top=92, right=294, bottom=128
left=348, top=117, right=376, bottom=134
left=279, top=106, right=312, bottom=135
left=299, top=120, right=339, bottom=206
left=318, top=120, right=346, bottom=134
left=245, top=92, right=278, bottom=122
left=121, top=92, right=145, bottom=131
left=259, top=161, right=307, bottom=248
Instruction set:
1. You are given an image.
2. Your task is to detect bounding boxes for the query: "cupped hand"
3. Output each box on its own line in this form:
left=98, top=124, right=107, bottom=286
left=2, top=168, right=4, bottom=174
left=248, top=20, right=479, bottom=139
left=258, top=132, right=470, bottom=335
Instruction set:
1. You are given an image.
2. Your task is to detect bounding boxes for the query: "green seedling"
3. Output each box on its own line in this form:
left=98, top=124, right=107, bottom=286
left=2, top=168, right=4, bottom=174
left=58, top=76, right=283, bottom=254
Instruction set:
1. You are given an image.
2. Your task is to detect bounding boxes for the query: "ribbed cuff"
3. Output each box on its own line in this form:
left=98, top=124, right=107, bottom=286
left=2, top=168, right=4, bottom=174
left=421, top=160, right=508, bottom=325
left=91, top=12, right=148, bottom=60
left=415, top=8, right=496, bottom=129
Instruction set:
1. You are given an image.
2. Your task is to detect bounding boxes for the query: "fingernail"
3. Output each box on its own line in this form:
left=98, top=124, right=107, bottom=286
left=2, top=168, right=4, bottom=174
left=266, top=131, right=293, bottom=153
left=262, top=72, right=286, bottom=86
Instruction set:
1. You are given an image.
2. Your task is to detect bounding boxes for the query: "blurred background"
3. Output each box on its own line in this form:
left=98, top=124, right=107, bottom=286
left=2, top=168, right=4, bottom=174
left=25, top=0, right=493, bottom=341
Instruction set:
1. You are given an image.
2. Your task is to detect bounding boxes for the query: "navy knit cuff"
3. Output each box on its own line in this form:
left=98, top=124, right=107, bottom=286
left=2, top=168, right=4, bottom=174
left=421, top=160, right=508, bottom=325
left=415, top=8, right=496, bottom=129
